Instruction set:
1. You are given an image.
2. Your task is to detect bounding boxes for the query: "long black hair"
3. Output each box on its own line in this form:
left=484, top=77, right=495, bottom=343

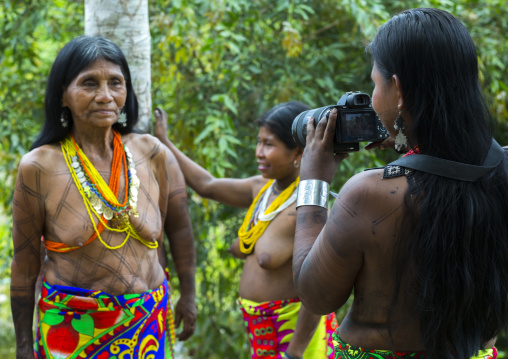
left=257, top=101, right=310, bottom=149
left=368, top=8, right=508, bottom=358
left=31, top=35, right=138, bottom=150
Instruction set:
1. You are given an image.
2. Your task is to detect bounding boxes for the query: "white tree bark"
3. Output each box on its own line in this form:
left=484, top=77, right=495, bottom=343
left=85, top=0, right=151, bottom=133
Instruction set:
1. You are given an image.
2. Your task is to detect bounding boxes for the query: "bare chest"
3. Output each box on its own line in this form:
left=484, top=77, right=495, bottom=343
left=43, top=158, right=163, bottom=247
left=249, top=204, right=297, bottom=267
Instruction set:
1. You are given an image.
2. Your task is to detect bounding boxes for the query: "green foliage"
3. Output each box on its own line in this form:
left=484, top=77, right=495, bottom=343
left=0, top=0, right=84, bottom=279
left=0, top=0, right=507, bottom=357
left=171, top=198, right=249, bottom=357
left=0, top=279, right=15, bottom=359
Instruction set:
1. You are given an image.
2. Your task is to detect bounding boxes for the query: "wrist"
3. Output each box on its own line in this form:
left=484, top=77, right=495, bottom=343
left=296, top=179, right=329, bottom=209
left=177, top=284, right=196, bottom=299
left=178, top=290, right=195, bottom=299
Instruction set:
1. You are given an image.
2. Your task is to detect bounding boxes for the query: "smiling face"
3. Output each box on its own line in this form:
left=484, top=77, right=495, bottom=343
left=62, top=59, right=127, bottom=130
left=256, top=126, right=300, bottom=181
left=371, top=62, right=400, bottom=138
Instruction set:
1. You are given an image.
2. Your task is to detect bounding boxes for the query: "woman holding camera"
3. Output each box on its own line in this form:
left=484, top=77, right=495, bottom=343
left=293, top=8, right=508, bottom=359
left=154, top=102, right=338, bottom=359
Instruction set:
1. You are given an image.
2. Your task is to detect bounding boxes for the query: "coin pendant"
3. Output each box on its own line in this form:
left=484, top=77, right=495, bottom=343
left=90, top=195, right=100, bottom=207
left=103, top=207, right=114, bottom=221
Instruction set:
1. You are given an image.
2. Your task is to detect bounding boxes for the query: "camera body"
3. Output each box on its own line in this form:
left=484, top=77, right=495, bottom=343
left=291, top=92, right=389, bottom=153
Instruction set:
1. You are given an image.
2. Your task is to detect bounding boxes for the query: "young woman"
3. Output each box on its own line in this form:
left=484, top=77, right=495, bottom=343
left=292, top=8, right=508, bottom=359
left=154, top=102, right=338, bottom=359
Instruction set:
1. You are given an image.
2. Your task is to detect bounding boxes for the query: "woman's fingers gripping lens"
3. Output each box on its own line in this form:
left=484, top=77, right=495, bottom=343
left=305, top=116, right=316, bottom=142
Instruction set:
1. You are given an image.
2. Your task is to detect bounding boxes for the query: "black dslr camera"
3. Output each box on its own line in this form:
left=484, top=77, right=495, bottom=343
left=291, top=92, right=388, bottom=153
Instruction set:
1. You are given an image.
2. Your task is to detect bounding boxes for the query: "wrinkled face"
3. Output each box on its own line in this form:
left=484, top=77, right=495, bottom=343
left=255, top=126, right=299, bottom=180
left=371, top=62, right=399, bottom=138
left=62, top=59, right=127, bottom=129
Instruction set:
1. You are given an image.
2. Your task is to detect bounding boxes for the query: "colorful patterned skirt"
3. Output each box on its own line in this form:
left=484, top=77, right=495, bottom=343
left=332, top=330, right=497, bottom=359
left=239, top=297, right=338, bottom=358
left=34, top=278, right=168, bottom=359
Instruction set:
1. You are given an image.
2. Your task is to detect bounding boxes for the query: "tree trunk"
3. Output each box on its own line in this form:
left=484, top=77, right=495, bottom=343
left=84, top=0, right=151, bottom=133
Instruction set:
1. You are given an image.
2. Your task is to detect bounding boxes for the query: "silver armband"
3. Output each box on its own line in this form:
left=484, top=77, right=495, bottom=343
left=296, top=180, right=329, bottom=209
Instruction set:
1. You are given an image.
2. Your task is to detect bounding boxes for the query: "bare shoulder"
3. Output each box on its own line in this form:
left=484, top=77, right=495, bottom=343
left=122, top=132, right=167, bottom=158
left=122, top=133, right=180, bottom=171
left=249, top=175, right=269, bottom=198
left=327, top=168, right=407, bottom=248
left=14, top=144, right=66, bottom=219
left=337, top=168, right=407, bottom=210
left=20, top=143, right=61, bottom=165
left=18, top=144, right=64, bottom=178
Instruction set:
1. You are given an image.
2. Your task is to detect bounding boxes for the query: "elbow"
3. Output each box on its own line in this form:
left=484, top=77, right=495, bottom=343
left=298, top=293, right=337, bottom=316
left=193, top=183, right=215, bottom=200
left=188, top=174, right=217, bottom=200
left=228, top=244, right=247, bottom=260
left=295, top=277, right=341, bottom=315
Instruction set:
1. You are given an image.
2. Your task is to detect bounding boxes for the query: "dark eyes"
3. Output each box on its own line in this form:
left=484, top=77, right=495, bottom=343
left=257, top=140, right=272, bottom=146
left=82, top=79, right=124, bottom=87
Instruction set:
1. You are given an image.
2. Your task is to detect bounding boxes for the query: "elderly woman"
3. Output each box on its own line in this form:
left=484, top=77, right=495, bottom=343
left=11, top=36, right=196, bottom=359
left=293, top=8, right=508, bottom=359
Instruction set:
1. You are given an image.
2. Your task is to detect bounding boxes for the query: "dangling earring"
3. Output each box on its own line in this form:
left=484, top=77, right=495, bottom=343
left=293, top=160, right=300, bottom=168
left=60, top=108, right=69, bottom=128
left=393, top=111, right=408, bottom=152
left=118, top=107, right=127, bottom=127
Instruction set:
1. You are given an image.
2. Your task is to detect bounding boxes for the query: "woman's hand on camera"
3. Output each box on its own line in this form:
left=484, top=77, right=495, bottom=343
left=300, top=108, right=348, bottom=183
left=365, top=136, right=395, bottom=151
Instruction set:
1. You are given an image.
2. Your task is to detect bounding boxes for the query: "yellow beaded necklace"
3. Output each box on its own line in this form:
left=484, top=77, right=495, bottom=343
left=61, top=135, right=157, bottom=250
left=238, top=176, right=300, bottom=254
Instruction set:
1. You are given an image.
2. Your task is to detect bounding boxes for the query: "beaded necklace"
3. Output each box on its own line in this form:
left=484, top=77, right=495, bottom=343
left=403, top=145, right=421, bottom=157
left=238, top=176, right=300, bottom=254
left=70, top=131, right=139, bottom=224
left=272, top=184, right=282, bottom=195
left=60, top=132, right=157, bottom=250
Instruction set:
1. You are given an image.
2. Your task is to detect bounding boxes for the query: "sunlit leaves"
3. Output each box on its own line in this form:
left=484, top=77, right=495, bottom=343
left=281, top=21, right=302, bottom=58
left=0, top=1, right=83, bottom=279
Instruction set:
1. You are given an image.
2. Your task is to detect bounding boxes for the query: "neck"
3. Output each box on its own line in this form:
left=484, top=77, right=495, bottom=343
left=72, top=126, right=115, bottom=159
left=274, top=171, right=300, bottom=192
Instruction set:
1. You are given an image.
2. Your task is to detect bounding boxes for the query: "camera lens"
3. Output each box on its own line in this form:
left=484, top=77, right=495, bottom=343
left=291, top=106, right=335, bottom=149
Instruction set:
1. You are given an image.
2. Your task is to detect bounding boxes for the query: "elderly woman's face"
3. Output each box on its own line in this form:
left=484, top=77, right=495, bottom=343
left=62, top=59, right=127, bottom=129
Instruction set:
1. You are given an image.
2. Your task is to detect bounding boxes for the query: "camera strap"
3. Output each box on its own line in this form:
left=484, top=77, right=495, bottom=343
left=387, top=139, right=505, bottom=181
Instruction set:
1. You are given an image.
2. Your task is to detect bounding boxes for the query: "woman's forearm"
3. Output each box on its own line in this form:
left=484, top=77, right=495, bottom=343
left=285, top=304, right=322, bottom=358
left=11, top=264, right=38, bottom=359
